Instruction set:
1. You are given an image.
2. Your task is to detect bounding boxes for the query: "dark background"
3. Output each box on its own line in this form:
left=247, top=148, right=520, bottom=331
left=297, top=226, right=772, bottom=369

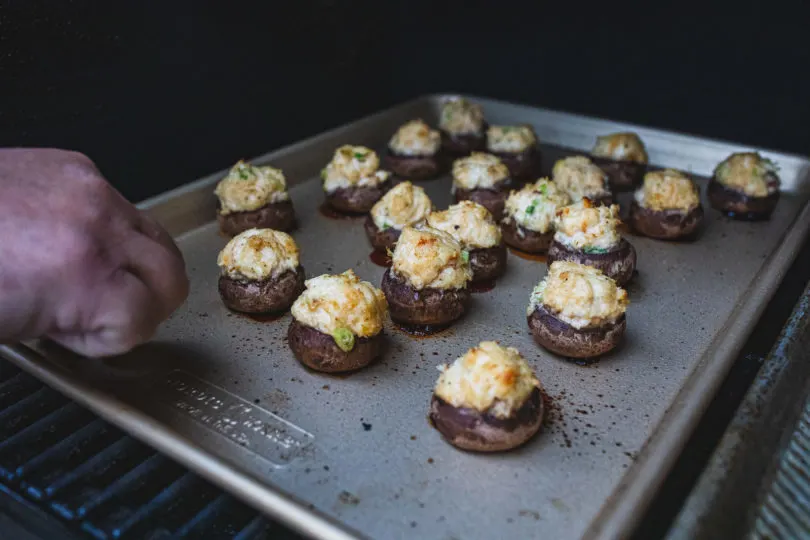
left=1, top=1, right=807, bottom=203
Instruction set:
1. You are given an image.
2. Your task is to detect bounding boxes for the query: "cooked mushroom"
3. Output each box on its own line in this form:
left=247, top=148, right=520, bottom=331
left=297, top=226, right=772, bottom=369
left=288, top=270, right=387, bottom=373
left=590, top=132, right=649, bottom=192
left=708, top=152, right=780, bottom=220
left=452, top=152, right=514, bottom=220
left=501, top=178, right=571, bottom=253
left=217, top=228, right=305, bottom=313
left=321, top=145, right=392, bottom=214
left=546, top=199, right=636, bottom=285
left=426, top=201, right=507, bottom=283
left=486, top=125, right=541, bottom=184
left=552, top=156, right=613, bottom=206
left=630, top=169, right=704, bottom=239
left=364, top=181, right=434, bottom=251
left=429, top=341, right=543, bottom=452
left=527, top=261, right=628, bottom=358
left=381, top=226, right=472, bottom=326
left=214, top=161, right=296, bottom=236
left=439, top=97, right=487, bottom=157
left=385, top=119, right=445, bottom=180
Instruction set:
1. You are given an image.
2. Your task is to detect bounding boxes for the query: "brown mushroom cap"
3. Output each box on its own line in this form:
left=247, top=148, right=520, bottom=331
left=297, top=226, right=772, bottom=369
left=429, top=387, right=543, bottom=452
left=363, top=215, right=402, bottom=251
left=325, top=178, right=393, bottom=214
left=489, top=147, right=542, bottom=185
left=591, top=155, right=646, bottom=192
left=287, top=319, right=383, bottom=373
left=501, top=220, right=554, bottom=254
left=707, top=177, right=779, bottom=221
left=527, top=304, right=626, bottom=359
left=381, top=268, right=469, bottom=326
left=440, top=128, right=487, bottom=156
left=218, top=266, right=305, bottom=314
left=547, top=238, right=636, bottom=286
left=217, top=200, right=296, bottom=236
left=384, top=151, right=444, bottom=181
left=468, top=243, right=507, bottom=282
left=630, top=201, right=704, bottom=240
left=453, top=182, right=513, bottom=222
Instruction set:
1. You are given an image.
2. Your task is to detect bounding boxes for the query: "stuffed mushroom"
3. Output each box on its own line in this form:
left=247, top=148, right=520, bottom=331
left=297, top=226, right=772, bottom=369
left=452, top=152, right=514, bottom=220
left=365, top=181, right=434, bottom=251
left=288, top=270, right=388, bottom=373
left=552, top=156, right=613, bottom=206
left=527, top=261, right=629, bottom=359
left=591, top=132, right=649, bottom=192
left=217, top=228, right=305, bottom=314
left=385, top=119, right=444, bottom=180
left=547, top=199, right=636, bottom=285
left=381, top=226, right=472, bottom=327
left=501, top=178, right=571, bottom=253
left=429, top=341, right=543, bottom=452
left=439, top=97, right=487, bottom=156
left=486, top=125, right=541, bottom=184
left=426, top=201, right=507, bottom=283
left=321, top=145, right=393, bottom=214
left=708, top=152, right=780, bottom=220
left=630, top=169, right=704, bottom=239
left=214, top=161, right=296, bottom=235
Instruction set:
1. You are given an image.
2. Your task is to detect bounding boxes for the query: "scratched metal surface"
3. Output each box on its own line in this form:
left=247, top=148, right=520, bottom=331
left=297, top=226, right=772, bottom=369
left=3, top=96, right=810, bottom=540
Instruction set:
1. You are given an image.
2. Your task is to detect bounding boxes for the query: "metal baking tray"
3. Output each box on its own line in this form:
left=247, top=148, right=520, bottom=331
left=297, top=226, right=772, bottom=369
left=3, top=95, right=810, bottom=540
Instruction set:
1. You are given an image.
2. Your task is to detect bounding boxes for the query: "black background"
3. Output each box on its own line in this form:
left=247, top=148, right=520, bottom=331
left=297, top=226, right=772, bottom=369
left=1, top=1, right=808, bottom=203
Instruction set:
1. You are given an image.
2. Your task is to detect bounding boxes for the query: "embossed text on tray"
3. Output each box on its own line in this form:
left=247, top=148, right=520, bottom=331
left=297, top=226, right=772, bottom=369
left=155, top=370, right=314, bottom=466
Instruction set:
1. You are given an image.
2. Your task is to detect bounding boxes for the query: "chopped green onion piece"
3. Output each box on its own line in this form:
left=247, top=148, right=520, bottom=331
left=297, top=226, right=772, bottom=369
left=461, top=250, right=470, bottom=263
left=583, top=246, right=609, bottom=254
left=320, top=168, right=328, bottom=180
left=332, top=327, right=355, bottom=352
left=525, top=204, right=536, bottom=215
left=538, top=184, right=548, bottom=195
left=354, top=152, right=366, bottom=160
left=381, top=222, right=390, bottom=230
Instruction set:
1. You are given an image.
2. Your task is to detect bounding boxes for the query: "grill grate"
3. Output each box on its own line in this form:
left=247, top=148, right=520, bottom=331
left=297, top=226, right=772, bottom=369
left=0, top=359, right=298, bottom=539
left=751, top=395, right=810, bottom=539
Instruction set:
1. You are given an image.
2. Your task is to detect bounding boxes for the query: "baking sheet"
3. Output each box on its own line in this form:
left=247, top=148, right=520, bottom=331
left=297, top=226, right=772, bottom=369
left=3, top=95, right=810, bottom=540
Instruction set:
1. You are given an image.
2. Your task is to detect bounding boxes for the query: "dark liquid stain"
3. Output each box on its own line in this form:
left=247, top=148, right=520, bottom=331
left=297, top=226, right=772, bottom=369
left=395, top=322, right=451, bottom=337
left=243, top=312, right=285, bottom=323
left=469, top=279, right=496, bottom=293
left=509, top=247, right=547, bottom=263
left=369, top=248, right=392, bottom=267
left=318, top=202, right=364, bottom=220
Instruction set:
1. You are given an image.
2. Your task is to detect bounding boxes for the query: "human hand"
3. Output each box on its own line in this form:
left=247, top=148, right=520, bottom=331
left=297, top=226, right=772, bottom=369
left=0, top=148, right=189, bottom=357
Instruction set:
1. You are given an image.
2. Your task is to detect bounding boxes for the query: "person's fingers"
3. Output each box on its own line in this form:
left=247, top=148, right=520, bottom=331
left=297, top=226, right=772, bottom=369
left=120, top=231, right=189, bottom=322
left=134, top=211, right=184, bottom=262
left=47, top=270, right=161, bottom=357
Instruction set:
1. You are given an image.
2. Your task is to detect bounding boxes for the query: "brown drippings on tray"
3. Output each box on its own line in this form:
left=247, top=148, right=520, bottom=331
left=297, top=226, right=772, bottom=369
left=243, top=312, right=285, bottom=323
left=469, top=279, right=496, bottom=293
left=394, top=322, right=451, bottom=337
left=369, top=249, right=392, bottom=267
left=318, top=202, right=363, bottom=220
left=509, top=247, right=547, bottom=263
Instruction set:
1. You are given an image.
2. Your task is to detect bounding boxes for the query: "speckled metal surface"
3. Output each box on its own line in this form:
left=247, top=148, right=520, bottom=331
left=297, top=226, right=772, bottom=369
left=2, top=96, right=810, bottom=540
left=667, top=281, right=810, bottom=540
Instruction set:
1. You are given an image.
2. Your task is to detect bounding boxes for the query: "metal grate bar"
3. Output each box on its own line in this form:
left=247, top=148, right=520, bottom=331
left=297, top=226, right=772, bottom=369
left=0, top=403, right=94, bottom=481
